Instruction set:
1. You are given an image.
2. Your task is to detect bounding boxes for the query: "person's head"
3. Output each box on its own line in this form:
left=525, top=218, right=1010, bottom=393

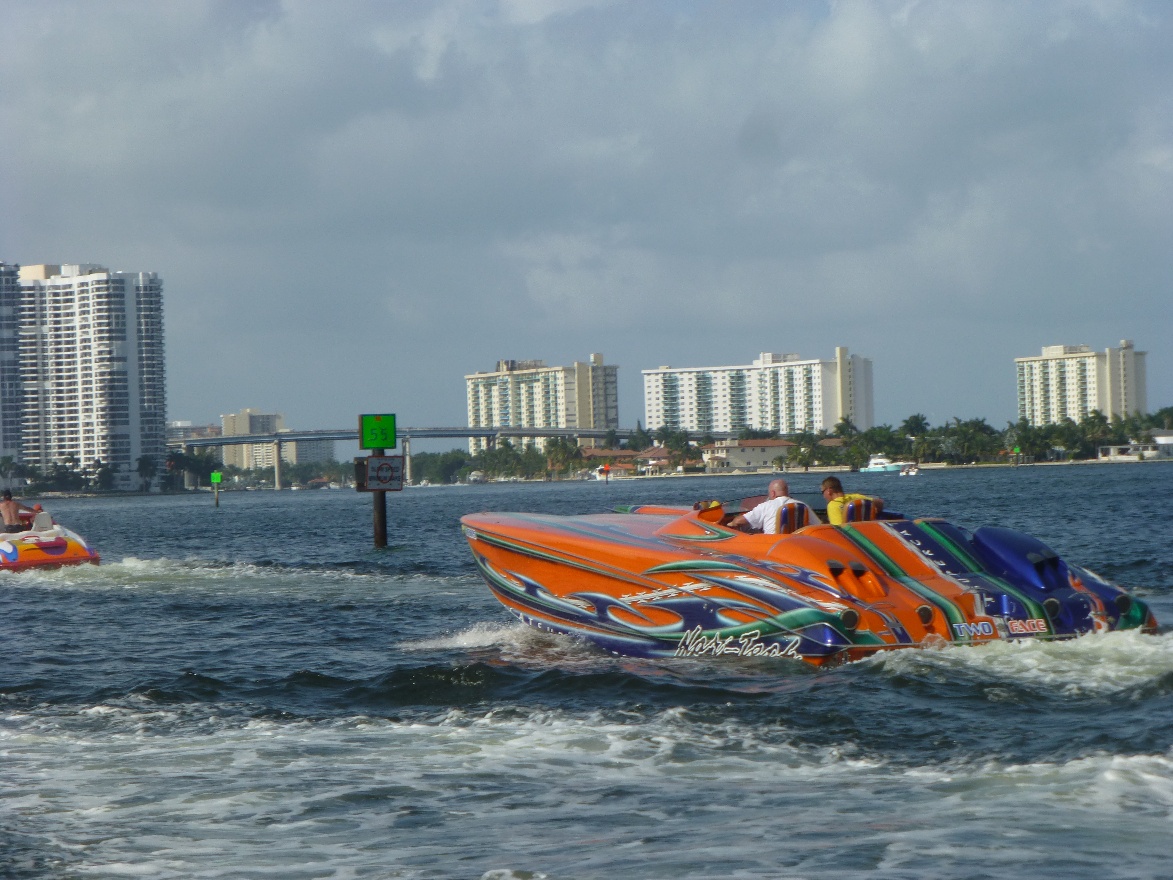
left=820, top=476, right=843, bottom=500
left=767, top=479, right=790, bottom=499
left=1, top=489, right=11, bottom=500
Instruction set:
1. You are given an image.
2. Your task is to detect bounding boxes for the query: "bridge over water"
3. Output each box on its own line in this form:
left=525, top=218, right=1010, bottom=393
left=168, top=426, right=742, bottom=489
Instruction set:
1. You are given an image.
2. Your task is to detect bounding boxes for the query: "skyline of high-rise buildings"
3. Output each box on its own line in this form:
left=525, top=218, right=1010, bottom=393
left=0, top=256, right=1160, bottom=489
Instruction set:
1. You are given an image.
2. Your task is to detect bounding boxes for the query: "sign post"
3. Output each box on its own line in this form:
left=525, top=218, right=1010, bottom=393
left=210, top=470, right=222, bottom=507
left=356, top=414, right=400, bottom=548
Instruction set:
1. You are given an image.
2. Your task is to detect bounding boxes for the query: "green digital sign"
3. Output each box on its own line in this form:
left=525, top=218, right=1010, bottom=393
left=359, top=413, right=397, bottom=450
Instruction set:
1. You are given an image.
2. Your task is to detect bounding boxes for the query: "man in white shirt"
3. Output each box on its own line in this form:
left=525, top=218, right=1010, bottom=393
left=728, top=479, right=814, bottom=534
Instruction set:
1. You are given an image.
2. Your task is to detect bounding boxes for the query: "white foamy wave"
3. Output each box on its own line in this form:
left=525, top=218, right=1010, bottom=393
left=401, top=621, right=607, bottom=669
left=0, top=556, right=464, bottom=601
left=9, top=699, right=1173, bottom=879
left=401, top=621, right=537, bottom=650
left=870, top=628, right=1173, bottom=696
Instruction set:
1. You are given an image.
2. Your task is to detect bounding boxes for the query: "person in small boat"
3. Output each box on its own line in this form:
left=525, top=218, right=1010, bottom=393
left=0, top=490, right=40, bottom=533
left=821, top=476, right=883, bottom=525
left=728, top=479, right=815, bottom=533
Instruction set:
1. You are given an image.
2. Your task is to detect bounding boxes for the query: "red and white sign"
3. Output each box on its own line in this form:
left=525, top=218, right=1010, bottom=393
left=364, top=455, right=404, bottom=491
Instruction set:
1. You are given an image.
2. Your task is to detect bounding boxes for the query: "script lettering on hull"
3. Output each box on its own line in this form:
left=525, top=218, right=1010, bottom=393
left=675, top=627, right=800, bottom=659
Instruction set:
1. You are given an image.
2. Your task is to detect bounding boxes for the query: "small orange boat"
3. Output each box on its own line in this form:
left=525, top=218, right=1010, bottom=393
left=0, top=509, right=100, bottom=571
left=461, top=494, right=1155, bottom=665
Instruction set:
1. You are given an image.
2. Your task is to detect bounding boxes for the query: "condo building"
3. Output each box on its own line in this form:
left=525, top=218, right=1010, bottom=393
left=0, top=263, right=21, bottom=460
left=465, top=353, right=619, bottom=453
left=219, top=408, right=335, bottom=468
left=1015, top=341, right=1147, bottom=427
left=643, top=348, right=874, bottom=435
left=13, top=263, right=165, bottom=490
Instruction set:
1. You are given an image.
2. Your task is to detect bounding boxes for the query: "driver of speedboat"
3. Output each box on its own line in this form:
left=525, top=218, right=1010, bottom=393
left=727, top=479, right=817, bottom=533
left=0, top=489, right=39, bottom=533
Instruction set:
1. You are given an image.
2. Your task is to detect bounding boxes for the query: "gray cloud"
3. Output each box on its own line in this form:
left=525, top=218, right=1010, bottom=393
left=2, top=0, right=1169, bottom=432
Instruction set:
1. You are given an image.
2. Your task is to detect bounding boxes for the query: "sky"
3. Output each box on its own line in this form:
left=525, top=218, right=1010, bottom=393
left=2, top=0, right=1170, bottom=440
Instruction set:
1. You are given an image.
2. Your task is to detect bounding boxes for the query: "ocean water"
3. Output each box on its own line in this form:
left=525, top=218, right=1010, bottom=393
left=3, top=463, right=1173, bottom=879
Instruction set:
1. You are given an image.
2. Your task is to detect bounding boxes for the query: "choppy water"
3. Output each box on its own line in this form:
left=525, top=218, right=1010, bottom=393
left=3, top=464, right=1173, bottom=879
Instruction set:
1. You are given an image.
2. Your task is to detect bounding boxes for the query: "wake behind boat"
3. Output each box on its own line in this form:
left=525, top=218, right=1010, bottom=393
left=1, top=508, right=99, bottom=571
left=461, top=493, right=1154, bottom=666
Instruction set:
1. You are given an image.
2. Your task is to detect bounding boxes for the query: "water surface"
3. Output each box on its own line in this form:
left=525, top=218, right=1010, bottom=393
left=3, top=464, right=1172, bottom=879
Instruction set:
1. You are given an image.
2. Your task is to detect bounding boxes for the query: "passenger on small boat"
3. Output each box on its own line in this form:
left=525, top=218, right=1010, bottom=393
left=728, top=479, right=818, bottom=533
left=821, top=477, right=883, bottom=525
left=1, top=490, right=40, bottom=533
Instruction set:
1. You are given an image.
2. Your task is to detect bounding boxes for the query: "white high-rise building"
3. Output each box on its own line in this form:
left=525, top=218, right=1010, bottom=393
left=465, top=353, right=619, bottom=453
left=1015, top=341, right=1147, bottom=426
left=17, top=263, right=165, bottom=489
left=0, top=263, right=22, bottom=460
left=643, top=348, right=873, bottom=435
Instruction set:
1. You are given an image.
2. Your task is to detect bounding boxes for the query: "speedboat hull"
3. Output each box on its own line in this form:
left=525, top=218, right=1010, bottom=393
left=461, top=503, right=1154, bottom=665
left=0, top=521, right=99, bottom=571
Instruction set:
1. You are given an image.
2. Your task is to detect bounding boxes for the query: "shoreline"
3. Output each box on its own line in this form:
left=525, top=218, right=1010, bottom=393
left=15, top=455, right=1170, bottom=497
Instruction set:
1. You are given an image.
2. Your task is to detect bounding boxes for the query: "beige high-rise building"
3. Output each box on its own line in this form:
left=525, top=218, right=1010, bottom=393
left=219, top=409, right=334, bottom=468
left=220, top=409, right=285, bottom=469
left=465, top=353, right=619, bottom=453
left=1015, top=341, right=1147, bottom=426
left=643, top=347, right=873, bottom=436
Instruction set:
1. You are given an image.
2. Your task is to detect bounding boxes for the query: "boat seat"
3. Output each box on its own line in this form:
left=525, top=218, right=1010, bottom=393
left=31, top=511, right=54, bottom=531
left=844, top=498, right=881, bottom=522
left=774, top=501, right=812, bottom=534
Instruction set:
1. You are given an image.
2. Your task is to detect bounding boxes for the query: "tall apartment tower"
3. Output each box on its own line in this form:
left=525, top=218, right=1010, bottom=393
left=0, top=263, right=22, bottom=459
left=643, top=347, right=874, bottom=435
left=17, top=264, right=166, bottom=489
left=465, top=353, right=619, bottom=453
left=1015, top=341, right=1147, bottom=426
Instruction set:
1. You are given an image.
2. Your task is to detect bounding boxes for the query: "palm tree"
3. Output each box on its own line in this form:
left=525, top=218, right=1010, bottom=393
left=137, top=455, right=158, bottom=492
left=833, top=417, right=859, bottom=439
left=900, top=414, right=931, bottom=437
left=545, top=437, right=582, bottom=478
left=627, top=422, right=653, bottom=451
left=787, top=432, right=819, bottom=470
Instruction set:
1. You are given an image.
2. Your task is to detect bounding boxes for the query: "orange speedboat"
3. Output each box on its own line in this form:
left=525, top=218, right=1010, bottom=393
left=461, top=495, right=1155, bottom=665
left=0, top=509, right=99, bottom=571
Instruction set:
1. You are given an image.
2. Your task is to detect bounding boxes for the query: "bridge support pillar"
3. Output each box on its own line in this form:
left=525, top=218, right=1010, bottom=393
left=273, top=441, right=282, bottom=490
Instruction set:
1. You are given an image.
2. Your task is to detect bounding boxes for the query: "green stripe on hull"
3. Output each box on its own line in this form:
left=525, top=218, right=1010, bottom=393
left=915, top=521, right=1052, bottom=628
left=838, top=524, right=972, bottom=642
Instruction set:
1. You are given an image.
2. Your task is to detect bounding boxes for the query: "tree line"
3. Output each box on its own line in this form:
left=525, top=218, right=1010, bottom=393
left=410, top=406, right=1173, bottom=483
left=4, top=405, right=1169, bottom=492
left=0, top=451, right=356, bottom=494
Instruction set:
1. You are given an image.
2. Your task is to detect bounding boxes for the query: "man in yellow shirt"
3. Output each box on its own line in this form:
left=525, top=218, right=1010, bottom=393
left=820, top=476, right=883, bottom=525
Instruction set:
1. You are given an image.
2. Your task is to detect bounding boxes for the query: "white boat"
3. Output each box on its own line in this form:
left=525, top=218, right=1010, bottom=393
left=859, top=455, right=914, bottom=473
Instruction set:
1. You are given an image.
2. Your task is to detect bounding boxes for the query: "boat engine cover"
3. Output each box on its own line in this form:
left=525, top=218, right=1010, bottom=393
left=971, top=526, right=1070, bottom=594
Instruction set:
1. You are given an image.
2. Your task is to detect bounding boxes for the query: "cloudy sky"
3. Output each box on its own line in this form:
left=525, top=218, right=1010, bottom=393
left=2, top=0, right=1170, bottom=438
